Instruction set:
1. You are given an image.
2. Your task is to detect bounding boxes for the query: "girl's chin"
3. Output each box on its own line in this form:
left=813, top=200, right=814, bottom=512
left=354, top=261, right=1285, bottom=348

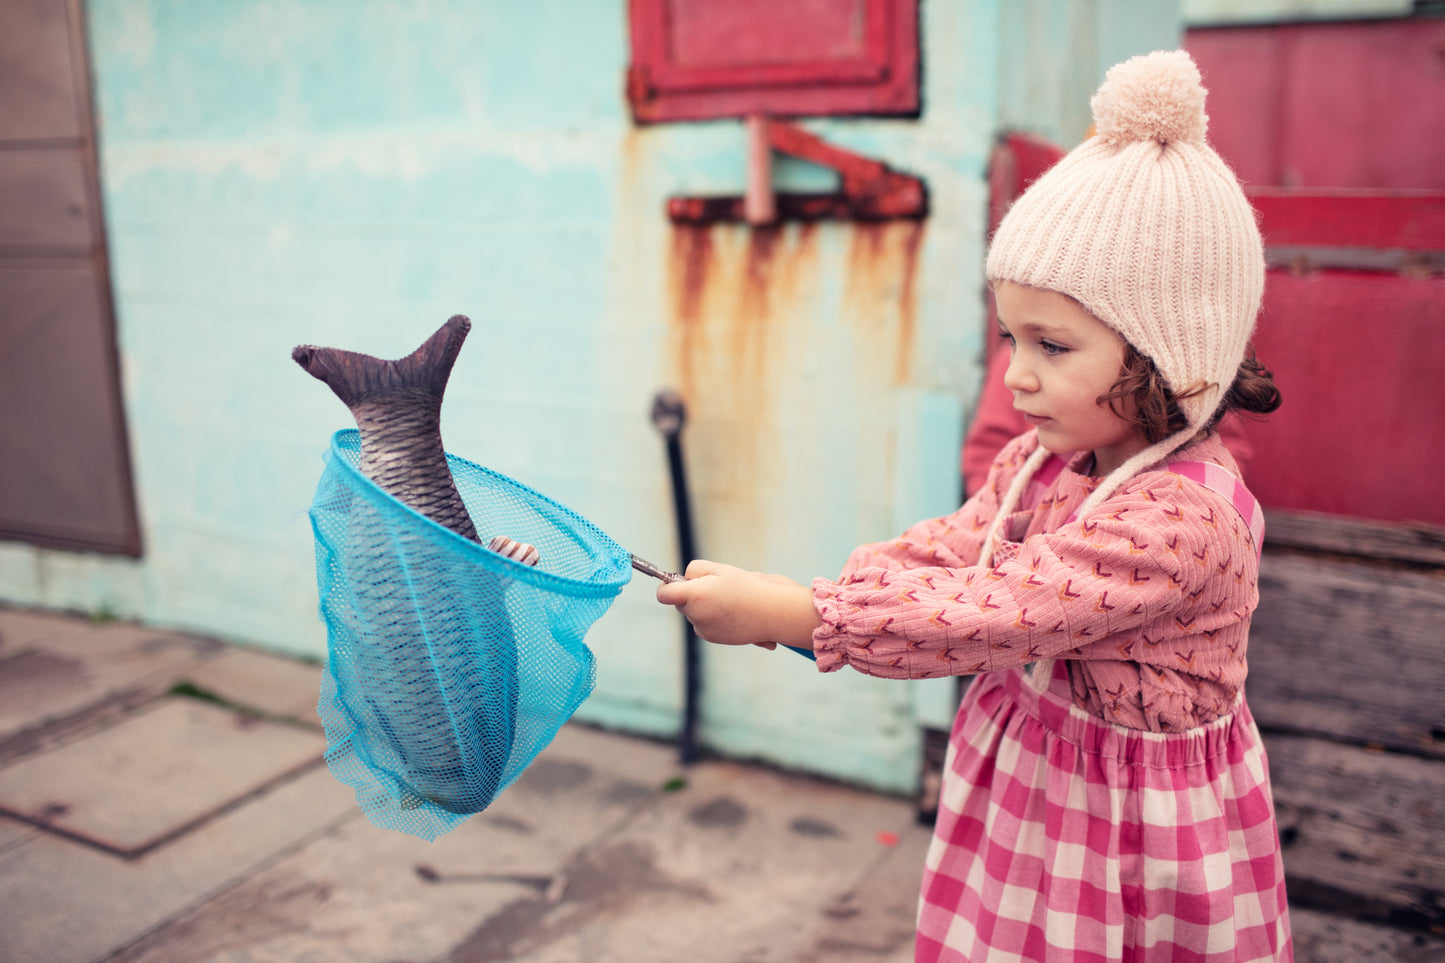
left=1033, top=427, right=1078, bottom=454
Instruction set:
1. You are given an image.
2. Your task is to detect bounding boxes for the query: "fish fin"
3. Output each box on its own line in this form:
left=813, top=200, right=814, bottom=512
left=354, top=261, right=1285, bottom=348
left=292, top=315, right=471, bottom=409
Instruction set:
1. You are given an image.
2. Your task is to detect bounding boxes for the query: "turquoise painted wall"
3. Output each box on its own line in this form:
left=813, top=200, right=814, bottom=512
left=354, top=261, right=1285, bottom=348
left=0, top=0, right=1178, bottom=793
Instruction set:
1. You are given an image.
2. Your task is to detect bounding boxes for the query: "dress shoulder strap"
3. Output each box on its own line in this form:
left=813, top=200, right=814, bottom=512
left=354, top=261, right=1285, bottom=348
left=1164, top=460, right=1266, bottom=562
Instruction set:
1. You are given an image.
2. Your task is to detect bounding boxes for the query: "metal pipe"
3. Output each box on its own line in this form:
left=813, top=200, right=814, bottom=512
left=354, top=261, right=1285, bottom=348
left=651, top=390, right=702, bottom=764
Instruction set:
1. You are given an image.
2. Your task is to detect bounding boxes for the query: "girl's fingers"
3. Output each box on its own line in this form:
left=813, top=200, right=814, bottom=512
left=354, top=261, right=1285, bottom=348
left=655, top=579, right=694, bottom=605
left=683, top=558, right=728, bottom=579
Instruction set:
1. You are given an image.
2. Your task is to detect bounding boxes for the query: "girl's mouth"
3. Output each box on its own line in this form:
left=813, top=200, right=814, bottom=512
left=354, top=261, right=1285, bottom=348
left=1022, top=413, right=1051, bottom=426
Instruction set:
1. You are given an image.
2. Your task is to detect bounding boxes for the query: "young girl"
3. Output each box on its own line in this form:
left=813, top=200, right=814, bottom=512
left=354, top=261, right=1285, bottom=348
left=656, top=51, right=1292, bottom=962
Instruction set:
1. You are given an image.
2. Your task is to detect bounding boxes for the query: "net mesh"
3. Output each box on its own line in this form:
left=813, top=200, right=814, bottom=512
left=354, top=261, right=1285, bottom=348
left=307, top=429, right=630, bottom=839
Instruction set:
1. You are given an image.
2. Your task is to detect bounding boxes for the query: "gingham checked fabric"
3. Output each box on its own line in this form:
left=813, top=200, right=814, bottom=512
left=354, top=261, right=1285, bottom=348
left=1167, top=460, right=1266, bottom=564
left=916, top=661, right=1292, bottom=962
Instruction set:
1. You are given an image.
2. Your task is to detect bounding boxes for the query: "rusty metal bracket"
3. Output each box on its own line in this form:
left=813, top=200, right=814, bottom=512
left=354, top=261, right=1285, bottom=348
left=667, top=115, right=928, bottom=226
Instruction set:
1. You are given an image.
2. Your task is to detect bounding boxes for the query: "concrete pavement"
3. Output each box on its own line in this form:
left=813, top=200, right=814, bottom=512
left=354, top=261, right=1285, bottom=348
left=0, top=605, right=930, bottom=963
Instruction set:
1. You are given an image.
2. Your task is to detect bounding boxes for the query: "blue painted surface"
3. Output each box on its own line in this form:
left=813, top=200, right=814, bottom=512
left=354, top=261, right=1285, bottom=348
left=0, top=0, right=1179, bottom=792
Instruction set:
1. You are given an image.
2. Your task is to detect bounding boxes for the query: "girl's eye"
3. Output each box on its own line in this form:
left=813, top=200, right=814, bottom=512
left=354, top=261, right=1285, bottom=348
left=1040, top=340, right=1069, bottom=356
left=997, top=329, right=1016, bottom=348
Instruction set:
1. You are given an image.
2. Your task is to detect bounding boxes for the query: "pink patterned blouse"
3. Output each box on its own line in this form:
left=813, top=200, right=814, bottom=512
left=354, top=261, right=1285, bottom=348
left=811, top=431, right=1260, bottom=732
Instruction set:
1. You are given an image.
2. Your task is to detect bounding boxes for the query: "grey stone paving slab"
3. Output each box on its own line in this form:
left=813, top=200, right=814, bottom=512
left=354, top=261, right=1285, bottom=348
left=0, top=618, right=220, bottom=743
left=0, top=766, right=356, bottom=963
left=0, top=649, right=98, bottom=739
left=446, top=755, right=922, bottom=963
left=0, top=606, right=76, bottom=652
left=792, top=817, right=931, bottom=963
left=108, top=722, right=685, bottom=962
left=0, top=813, right=37, bottom=854
left=0, top=697, right=323, bottom=854
left=123, top=724, right=920, bottom=963
left=31, top=620, right=223, bottom=684
left=179, top=645, right=323, bottom=726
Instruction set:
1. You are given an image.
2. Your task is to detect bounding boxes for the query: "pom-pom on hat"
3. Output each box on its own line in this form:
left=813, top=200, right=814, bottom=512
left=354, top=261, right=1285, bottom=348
left=984, top=49, right=1264, bottom=536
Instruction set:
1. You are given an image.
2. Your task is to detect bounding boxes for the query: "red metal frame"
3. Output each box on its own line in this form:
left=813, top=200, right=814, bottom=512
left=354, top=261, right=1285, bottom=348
left=666, top=116, right=927, bottom=224
left=627, top=0, right=920, bottom=123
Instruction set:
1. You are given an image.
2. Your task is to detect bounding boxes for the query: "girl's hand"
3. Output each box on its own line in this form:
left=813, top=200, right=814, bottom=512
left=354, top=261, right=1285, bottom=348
left=655, top=559, right=821, bottom=649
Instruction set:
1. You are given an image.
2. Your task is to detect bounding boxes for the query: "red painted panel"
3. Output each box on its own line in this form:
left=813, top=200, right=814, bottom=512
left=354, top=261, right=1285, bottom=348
left=1187, top=19, right=1445, bottom=189
left=1186, top=28, right=1284, bottom=188
left=1242, top=269, right=1445, bottom=525
left=627, top=0, right=919, bottom=122
left=1251, top=189, right=1445, bottom=250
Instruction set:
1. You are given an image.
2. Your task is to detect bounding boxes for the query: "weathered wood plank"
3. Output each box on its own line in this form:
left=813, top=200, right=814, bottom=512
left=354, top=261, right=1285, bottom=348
left=1248, top=552, right=1445, bottom=758
left=1265, top=733, right=1445, bottom=929
left=1289, top=906, right=1445, bottom=963
left=1263, top=511, right=1445, bottom=567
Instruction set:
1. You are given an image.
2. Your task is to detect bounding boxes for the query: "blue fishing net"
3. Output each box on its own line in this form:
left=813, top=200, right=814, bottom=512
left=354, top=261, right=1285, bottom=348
left=307, top=429, right=631, bottom=840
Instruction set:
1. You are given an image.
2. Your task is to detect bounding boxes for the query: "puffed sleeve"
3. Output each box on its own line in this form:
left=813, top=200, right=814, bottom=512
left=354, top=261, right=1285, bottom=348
left=811, top=469, right=1243, bottom=680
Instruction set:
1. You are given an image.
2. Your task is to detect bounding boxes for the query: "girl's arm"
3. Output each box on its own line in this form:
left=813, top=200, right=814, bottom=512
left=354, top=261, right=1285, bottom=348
left=812, top=476, right=1242, bottom=679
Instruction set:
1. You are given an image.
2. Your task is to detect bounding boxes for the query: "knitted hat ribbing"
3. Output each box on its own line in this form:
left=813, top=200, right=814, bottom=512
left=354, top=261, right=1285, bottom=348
left=984, top=50, right=1264, bottom=535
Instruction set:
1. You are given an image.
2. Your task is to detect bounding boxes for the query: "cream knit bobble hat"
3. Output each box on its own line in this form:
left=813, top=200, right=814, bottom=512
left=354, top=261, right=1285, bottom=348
left=983, top=49, right=1264, bottom=550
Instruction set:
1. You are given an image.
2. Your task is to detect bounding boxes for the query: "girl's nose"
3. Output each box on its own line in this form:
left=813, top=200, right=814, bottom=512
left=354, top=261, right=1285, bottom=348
left=1002, top=351, right=1037, bottom=393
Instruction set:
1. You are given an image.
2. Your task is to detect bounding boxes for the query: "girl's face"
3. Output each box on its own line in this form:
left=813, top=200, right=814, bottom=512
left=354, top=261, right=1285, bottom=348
left=995, top=281, right=1149, bottom=478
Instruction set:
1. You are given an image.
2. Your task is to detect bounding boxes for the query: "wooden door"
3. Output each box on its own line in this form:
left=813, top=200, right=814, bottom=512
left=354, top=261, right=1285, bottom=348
left=0, top=0, right=140, bottom=555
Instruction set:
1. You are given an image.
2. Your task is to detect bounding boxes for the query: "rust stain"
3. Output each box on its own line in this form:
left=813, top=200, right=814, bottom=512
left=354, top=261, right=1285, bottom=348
left=732, top=226, right=781, bottom=403
left=896, top=220, right=927, bottom=384
left=670, top=226, right=713, bottom=323
left=740, top=226, right=779, bottom=320
left=667, top=223, right=798, bottom=416
left=663, top=223, right=824, bottom=561
left=618, top=127, right=642, bottom=184
left=788, top=222, right=820, bottom=291
left=667, top=224, right=715, bottom=402
left=843, top=220, right=928, bottom=386
left=661, top=218, right=931, bottom=562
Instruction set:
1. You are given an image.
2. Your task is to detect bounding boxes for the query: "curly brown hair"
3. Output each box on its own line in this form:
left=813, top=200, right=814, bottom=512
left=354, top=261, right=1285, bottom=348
left=1097, top=343, right=1282, bottom=444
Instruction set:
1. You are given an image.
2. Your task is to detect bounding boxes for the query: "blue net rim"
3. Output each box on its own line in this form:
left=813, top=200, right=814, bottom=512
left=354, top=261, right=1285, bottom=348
left=327, top=428, right=632, bottom=600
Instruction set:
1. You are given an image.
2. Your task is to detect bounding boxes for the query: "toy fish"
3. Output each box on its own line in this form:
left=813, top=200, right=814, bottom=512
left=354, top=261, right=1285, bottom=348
left=294, top=316, right=533, bottom=813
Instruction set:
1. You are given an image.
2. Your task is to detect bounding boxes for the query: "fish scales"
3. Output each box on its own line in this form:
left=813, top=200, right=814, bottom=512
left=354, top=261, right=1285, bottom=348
left=294, top=316, right=524, bottom=813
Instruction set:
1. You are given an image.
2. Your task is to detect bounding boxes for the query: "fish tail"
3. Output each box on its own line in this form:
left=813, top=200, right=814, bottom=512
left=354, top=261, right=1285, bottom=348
left=294, top=315, right=479, bottom=540
left=292, top=315, right=471, bottom=409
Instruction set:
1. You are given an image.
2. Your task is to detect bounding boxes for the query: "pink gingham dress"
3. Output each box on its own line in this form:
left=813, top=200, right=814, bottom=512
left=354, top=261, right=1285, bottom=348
left=916, top=659, right=1290, bottom=961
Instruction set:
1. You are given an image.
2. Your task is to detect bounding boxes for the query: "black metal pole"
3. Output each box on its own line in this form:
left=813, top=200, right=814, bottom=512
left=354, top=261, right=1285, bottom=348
left=651, top=390, right=701, bottom=764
